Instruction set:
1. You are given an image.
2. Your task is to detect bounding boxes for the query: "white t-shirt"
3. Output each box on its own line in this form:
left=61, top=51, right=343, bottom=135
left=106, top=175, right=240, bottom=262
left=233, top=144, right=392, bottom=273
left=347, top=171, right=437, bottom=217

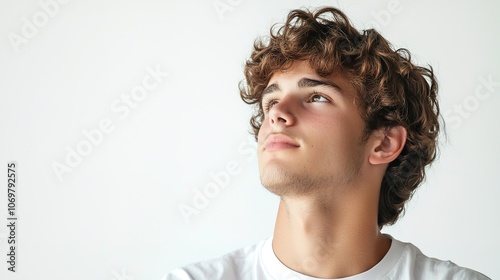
left=163, top=236, right=489, bottom=280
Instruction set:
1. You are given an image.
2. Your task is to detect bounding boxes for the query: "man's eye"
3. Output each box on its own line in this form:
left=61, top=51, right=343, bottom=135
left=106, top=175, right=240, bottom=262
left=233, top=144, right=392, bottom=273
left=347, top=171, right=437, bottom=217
left=264, top=99, right=278, bottom=112
left=310, top=94, right=330, bottom=103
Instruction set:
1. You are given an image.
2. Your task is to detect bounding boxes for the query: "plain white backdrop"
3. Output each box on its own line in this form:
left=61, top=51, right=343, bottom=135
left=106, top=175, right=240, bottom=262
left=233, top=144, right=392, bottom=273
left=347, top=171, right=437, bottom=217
left=0, top=0, right=498, bottom=279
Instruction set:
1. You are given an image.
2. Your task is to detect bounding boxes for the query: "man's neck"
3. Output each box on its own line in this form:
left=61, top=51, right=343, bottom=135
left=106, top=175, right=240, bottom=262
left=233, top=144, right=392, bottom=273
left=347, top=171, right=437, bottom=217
left=272, top=192, right=391, bottom=278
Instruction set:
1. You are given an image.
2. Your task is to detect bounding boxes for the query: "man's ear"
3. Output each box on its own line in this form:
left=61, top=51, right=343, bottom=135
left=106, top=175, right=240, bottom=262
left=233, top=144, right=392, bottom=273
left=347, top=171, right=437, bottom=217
left=368, top=125, right=407, bottom=165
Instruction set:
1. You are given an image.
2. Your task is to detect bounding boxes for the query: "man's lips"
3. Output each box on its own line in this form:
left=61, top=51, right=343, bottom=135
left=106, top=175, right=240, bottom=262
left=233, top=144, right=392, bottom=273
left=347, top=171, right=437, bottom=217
left=264, top=134, right=300, bottom=151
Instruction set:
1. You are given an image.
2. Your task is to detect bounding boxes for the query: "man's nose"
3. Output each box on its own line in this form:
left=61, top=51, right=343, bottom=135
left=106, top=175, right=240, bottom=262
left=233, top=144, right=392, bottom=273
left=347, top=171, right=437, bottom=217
left=268, top=96, right=297, bottom=127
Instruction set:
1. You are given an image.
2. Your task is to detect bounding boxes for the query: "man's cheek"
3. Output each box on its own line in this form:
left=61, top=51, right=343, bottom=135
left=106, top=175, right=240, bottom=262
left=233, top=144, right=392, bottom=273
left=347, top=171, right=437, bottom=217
left=257, top=123, right=268, bottom=143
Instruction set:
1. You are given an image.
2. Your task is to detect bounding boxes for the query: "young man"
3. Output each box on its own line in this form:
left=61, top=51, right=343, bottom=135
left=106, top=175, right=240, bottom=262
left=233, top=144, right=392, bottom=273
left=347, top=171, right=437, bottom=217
left=164, top=7, right=490, bottom=280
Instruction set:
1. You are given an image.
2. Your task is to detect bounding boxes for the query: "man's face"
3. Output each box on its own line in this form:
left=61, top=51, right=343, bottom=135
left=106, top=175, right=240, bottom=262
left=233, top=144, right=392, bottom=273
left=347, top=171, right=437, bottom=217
left=257, top=61, right=369, bottom=196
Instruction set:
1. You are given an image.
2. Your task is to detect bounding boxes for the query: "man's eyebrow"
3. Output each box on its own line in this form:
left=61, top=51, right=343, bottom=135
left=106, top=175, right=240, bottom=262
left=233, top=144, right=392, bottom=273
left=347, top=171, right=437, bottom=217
left=262, top=84, right=280, bottom=96
left=298, top=77, right=343, bottom=93
left=261, top=77, right=343, bottom=96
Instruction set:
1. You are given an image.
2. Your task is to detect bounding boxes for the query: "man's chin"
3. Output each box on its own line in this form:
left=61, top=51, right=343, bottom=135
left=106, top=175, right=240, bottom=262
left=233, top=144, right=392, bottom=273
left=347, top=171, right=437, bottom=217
left=260, top=170, right=317, bottom=197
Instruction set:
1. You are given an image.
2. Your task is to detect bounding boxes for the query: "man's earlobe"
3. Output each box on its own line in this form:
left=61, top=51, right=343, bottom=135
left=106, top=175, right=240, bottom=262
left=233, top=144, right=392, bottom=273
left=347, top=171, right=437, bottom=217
left=369, top=125, right=407, bottom=165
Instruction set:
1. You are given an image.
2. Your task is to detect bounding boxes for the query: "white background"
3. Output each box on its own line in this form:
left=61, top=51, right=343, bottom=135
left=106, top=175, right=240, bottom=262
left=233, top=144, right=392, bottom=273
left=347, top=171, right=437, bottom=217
left=0, top=0, right=498, bottom=279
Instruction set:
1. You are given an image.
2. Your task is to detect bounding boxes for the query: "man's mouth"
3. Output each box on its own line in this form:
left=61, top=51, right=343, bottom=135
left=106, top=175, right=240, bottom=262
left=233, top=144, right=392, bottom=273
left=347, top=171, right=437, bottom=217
left=264, top=133, right=300, bottom=151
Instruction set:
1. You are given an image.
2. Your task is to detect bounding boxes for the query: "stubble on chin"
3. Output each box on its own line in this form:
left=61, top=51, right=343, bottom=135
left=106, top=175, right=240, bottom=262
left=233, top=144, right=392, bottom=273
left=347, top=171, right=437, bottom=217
left=259, top=165, right=323, bottom=196
left=259, top=156, right=363, bottom=197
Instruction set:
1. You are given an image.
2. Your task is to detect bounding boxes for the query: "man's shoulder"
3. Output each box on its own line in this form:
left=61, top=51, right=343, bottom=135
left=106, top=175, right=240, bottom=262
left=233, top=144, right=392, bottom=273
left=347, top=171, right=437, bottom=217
left=390, top=239, right=490, bottom=280
left=162, top=239, right=268, bottom=280
left=162, top=237, right=491, bottom=280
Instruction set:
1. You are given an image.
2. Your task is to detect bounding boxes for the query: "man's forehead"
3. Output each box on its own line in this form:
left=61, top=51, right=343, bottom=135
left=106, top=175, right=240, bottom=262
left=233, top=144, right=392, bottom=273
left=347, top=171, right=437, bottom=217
left=266, top=61, right=346, bottom=85
left=267, top=61, right=317, bottom=82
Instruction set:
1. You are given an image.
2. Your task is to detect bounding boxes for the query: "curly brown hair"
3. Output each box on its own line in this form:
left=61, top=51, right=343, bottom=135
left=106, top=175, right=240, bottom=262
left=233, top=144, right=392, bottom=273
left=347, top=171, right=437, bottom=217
left=239, top=7, right=440, bottom=228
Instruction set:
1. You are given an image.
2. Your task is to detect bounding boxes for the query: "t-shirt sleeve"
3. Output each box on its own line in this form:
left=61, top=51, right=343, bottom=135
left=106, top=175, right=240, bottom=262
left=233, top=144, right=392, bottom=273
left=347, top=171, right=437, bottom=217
left=413, top=251, right=491, bottom=280
left=452, top=268, right=491, bottom=280
left=161, top=268, right=193, bottom=280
